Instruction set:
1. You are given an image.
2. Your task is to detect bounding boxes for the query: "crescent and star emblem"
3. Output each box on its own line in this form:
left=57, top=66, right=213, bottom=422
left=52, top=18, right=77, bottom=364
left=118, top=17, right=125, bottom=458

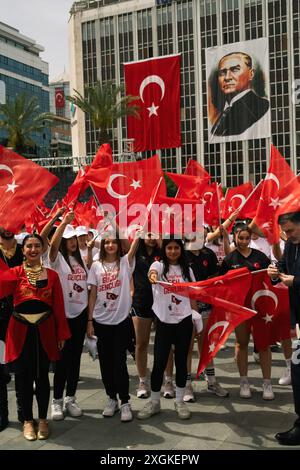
left=251, top=282, right=278, bottom=323
left=229, top=194, right=246, bottom=212
left=0, top=164, right=18, bottom=193
left=265, top=172, right=280, bottom=190
left=207, top=321, right=229, bottom=352
left=139, top=75, right=165, bottom=117
left=106, top=174, right=142, bottom=199
left=202, top=191, right=213, bottom=213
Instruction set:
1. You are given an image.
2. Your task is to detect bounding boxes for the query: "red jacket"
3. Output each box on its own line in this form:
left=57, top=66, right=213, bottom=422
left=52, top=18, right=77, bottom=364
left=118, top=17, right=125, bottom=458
left=0, top=266, right=71, bottom=363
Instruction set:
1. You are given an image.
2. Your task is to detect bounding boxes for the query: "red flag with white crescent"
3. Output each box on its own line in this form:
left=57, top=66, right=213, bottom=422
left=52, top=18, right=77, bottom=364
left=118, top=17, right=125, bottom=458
left=246, top=270, right=291, bottom=351
left=124, top=54, right=181, bottom=152
left=159, top=268, right=256, bottom=374
left=55, top=88, right=65, bottom=108
left=0, top=146, right=59, bottom=233
left=222, top=182, right=253, bottom=220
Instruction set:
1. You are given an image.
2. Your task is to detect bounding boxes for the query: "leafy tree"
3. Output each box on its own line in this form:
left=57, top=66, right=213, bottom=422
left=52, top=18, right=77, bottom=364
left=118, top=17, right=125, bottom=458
left=0, top=93, right=53, bottom=155
left=67, top=81, right=140, bottom=146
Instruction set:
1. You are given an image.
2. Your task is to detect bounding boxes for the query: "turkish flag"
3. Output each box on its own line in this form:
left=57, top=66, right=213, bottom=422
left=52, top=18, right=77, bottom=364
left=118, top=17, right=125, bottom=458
left=200, top=182, right=220, bottom=226
left=55, top=88, right=65, bottom=108
left=86, top=155, right=166, bottom=233
left=238, top=180, right=263, bottom=219
left=0, top=146, right=59, bottom=233
left=184, top=159, right=211, bottom=181
left=150, top=193, right=204, bottom=235
left=275, top=174, right=300, bottom=219
left=124, top=55, right=181, bottom=152
left=159, top=268, right=256, bottom=373
left=222, top=182, right=253, bottom=220
left=255, top=145, right=295, bottom=243
left=166, top=172, right=209, bottom=200
left=63, top=144, right=113, bottom=206
left=246, top=270, right=291, bottom=351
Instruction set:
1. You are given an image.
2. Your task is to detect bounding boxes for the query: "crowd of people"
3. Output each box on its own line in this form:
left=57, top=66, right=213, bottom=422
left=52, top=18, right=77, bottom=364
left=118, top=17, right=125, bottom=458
left=0, top=206, right=300, bottom=446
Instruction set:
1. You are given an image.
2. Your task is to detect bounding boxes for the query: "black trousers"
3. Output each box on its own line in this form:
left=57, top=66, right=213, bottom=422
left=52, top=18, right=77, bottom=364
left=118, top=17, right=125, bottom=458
left=0, top=314, right=23, bottom=421
left=94, top=317, right=131, bottom=404
left=14, top=326, right=50, bottom=421
left=53, top=308, right=87, bottom=399
left=291, top=340, right=300, bottom=425
left=151, top=315, right=193, bottom=392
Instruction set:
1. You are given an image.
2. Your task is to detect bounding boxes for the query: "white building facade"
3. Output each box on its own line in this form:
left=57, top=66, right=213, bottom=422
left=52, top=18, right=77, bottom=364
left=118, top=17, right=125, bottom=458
left=69, top=0, right=300, bottom=187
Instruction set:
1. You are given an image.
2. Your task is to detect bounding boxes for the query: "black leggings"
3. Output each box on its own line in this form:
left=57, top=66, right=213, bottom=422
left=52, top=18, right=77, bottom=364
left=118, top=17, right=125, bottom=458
left=94, top=317, right=131, bottom=404
left=53, top=308, right=87, bottom=399
left=151, top=315, right=193, bottom=392
left=14, top=326, right=50, bottom=421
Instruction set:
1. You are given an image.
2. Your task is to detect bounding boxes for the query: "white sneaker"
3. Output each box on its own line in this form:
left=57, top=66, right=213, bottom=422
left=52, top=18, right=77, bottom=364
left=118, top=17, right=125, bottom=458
left=102, top=398, right=119, bottom=417
left=137, top=381, right=150, bottom=399
left=64, top=396, right=83, bottom=417
left=278, top=367, right=291, bottom=386
left=51, top=398, right=64, bottom=421
left=174, top=401, right=191, bottom=420
left=120, top=403, right=133, bottom=422
left=163, top=381, right=175, bottom=399
left=183, top=383, right=195, bottom=403
left=137, top=400, right=161, bottom=420
left=239, top=381, right=252, bottom=399
left=262, top=382, right=275, bottom=400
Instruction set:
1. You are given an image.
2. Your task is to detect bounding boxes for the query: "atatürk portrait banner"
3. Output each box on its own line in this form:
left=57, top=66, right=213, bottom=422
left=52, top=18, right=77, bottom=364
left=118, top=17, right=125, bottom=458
left=206, top=38, right=271, bottom=144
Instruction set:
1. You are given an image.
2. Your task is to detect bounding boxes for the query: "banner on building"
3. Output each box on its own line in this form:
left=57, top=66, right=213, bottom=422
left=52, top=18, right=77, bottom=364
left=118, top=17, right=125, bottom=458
left=55, top=88, right=65, bottom=108
left=205, top=38, right=271, bottom=144
left=124, top=54, right=181, bottom=152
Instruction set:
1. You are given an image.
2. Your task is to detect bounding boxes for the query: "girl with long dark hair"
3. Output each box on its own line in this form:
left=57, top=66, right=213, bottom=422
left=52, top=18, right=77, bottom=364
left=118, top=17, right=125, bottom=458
left=87, top=233, right=139, bottom=422
left=219, top=224, right=274, bottom=400
left=137, top=237, right=197, bottom=421
left=49, top=211, right=89, bottom=421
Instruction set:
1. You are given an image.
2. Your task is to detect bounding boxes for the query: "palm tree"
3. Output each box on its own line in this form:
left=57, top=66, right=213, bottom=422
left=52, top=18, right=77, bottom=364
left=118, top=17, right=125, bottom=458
left=0, top=93, right=54, bottom=155
left=67, top=81, right=140, bottom=146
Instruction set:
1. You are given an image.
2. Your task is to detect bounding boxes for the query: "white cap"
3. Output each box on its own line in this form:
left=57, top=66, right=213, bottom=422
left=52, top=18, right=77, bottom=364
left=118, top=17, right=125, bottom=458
left=75, top=225, right=88, bottom=237
left=62, top=225, right=77, bottom=239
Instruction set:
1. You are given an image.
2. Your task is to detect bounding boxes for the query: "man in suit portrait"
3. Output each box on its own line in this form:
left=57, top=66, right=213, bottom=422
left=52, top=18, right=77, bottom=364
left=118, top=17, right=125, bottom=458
left=210, top=52, right=270, bottom=138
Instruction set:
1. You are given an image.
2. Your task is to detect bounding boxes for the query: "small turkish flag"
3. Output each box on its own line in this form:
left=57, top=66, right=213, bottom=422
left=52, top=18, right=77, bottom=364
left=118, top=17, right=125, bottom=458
left=124, top=54, right=181, bottom=152
left=222, top=182, right=253, bottom=220
left=0, top=146, right=59, bottom=233
left=255, top=145, right=295, bottom=243
left=55, top=88, right=65, bottom=108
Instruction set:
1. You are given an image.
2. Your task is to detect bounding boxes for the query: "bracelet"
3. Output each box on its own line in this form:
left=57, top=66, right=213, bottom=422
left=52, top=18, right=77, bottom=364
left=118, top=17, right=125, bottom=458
left=228, top=218, right=233, bottom=222
left=87, top=319, right=93, bottom=322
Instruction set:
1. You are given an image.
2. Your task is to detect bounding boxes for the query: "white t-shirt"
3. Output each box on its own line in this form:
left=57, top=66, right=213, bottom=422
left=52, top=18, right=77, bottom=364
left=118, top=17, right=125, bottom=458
left=150, top=260, right=195, bottom=324
left=41, top=246, right=51, bottom=268
left=205, top=241, right=226, bottom=264
left=49, top=252, right=88, bottom=318
left=249, top=237, right=272, bottom=258
left=87, top=254, right=135, bottom=325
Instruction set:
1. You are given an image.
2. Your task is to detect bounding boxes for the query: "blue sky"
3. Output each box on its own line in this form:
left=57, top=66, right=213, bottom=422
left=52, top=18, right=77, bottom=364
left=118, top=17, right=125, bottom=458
left=1, top=0, right=74, bottom=80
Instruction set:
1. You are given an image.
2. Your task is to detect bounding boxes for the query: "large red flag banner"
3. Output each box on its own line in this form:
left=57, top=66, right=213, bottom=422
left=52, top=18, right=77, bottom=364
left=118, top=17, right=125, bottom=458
left=0, top=146, right=59, bottom=233
left=124, top=54, right=181, bottom=152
